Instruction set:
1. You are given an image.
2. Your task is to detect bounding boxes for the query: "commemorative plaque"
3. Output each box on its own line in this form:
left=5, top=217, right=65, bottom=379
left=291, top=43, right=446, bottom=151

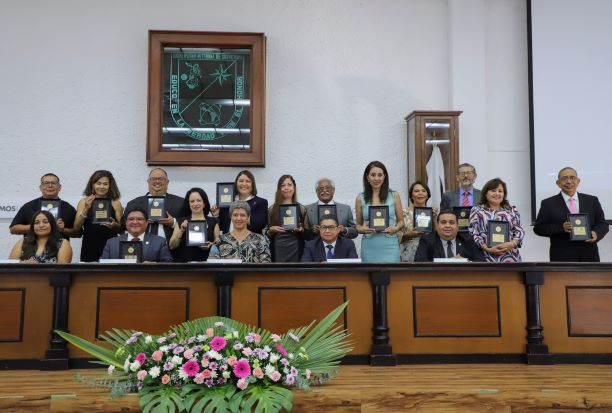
left=92, top=198, right=112, bottom=224
left=216, top=183, right=236, bottom=208
left=279, top=204, right=300, bottom=230
left=369, top=206, right=389, bottom=232
left=487, top=220, right=510, bottom=247
left=413, top=207, right=433, bottom=233
left=187, top=220, right=207, bottom=246
left=147, top=197, right=166, bottom=222
left=454, top=207, right=471, bottom=232
left=40, top=199, right=61, bottom=220
left=120, top=241, right=143, bottom=262
left=568, top=213, right=591, bottom=241
left=317, top=204, right=337, bottom=224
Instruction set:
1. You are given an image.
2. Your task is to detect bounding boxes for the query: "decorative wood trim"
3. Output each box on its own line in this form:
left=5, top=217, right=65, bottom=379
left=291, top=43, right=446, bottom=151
left=0, top=288, right=25, bottom=342
left=566, top=286, right=612, bottom=337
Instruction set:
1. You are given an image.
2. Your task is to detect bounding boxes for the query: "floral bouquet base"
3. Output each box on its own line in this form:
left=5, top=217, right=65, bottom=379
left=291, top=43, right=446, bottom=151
left=57, top=302, right=351, bottom=413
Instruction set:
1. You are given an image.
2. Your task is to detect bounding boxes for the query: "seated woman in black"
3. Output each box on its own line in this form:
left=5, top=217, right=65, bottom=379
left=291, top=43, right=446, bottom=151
left=211, top=170, right=269, bottom=235
left=9, top=210, right=72, bottom=263
left=168, top=188, right=220, bottom=262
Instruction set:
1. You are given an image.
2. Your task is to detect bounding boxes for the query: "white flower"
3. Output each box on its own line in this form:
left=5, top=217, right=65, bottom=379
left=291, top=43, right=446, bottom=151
left=157, top=337, right=166, bottom=344
left=264, top=364, right=275, bottom=375
left=288, top=354, right=294, bottom=360
left=130, top=361, right=141, bottom=372
left=269, top=354, right=279, bottom=363
left=222, top=371, right=231, bottom=379
left=145, top=336, right=153, bottom=344
left=207, top=350, right=222, bottom=360
left=178, top=369, right=188, bottom=380
left=196, top=334, right=206, bottom=342
left=123, top=358, right=131, bottom=373
left=210, top=370, right=218, bottom=378
left=108, top=365, right=115, bottom=375
left=159, top=345, right=169, bottom=352
left=171, top=356, right=183, bottom=365
left=233, top=331, right=239, bottom=338
left=149, top=366, right=161, bottom=378
left=263, top=345, right=271, bottom=352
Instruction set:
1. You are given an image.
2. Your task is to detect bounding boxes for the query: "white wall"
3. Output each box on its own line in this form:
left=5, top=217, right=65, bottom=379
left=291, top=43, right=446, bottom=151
left=1, top=0, right=589, bottom=261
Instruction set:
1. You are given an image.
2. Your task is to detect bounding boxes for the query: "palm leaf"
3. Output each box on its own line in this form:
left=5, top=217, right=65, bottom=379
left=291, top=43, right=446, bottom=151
left=55, top=330, right=123, bottom=368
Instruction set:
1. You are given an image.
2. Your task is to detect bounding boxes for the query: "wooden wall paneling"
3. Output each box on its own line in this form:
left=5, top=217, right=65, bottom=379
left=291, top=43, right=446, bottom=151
left=0, top=289, right=25, bottom=341
left=566, top=287, right=612, bottom=336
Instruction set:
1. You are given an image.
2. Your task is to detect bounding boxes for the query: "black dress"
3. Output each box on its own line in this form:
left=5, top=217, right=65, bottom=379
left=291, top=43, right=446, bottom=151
left=218, top=196, right=269, bottom=235
left=80, top=205, right=118, bottom=262
left=172, top=215, right=218, bottom=263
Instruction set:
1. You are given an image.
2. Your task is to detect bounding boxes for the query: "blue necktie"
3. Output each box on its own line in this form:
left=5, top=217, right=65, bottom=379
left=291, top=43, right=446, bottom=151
left=326, top=245, right=334, bottom=259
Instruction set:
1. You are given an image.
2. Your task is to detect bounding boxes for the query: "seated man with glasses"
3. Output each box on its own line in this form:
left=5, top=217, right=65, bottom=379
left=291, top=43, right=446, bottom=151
left=100, top=207, right=172, bottom=262
left=10, top=173, right=78, bottom=240
left=534, top=166, right=609, bottom=262
left=305, top=178, right=357, bottom=239
left=440, top=163, right=481, bottom=210
left=300, top=217, right=358, bottom=262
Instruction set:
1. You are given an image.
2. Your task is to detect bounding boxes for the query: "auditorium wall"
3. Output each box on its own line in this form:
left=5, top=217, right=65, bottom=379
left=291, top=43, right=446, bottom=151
left=0, top=0, right=606, bottom=261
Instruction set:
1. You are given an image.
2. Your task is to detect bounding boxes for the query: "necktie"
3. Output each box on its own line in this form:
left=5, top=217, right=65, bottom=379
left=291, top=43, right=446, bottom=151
left=446, top=240, right=454, bottom=258
left=132, top=237, right=140, bottom=242
left=568, top=197, right=578, bottom=214
left=149, top=222, right=159, bottom=235
left=326, top=245, right=334, bottom=259
left=461, top=192, right=470, bottom=207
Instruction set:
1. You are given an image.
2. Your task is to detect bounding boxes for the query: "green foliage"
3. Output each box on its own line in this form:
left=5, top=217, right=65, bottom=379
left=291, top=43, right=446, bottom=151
left=182, top=384, right=236, bottom=413
left=140, top=386, right=184, bottom=413
left=228, top=385, right=293, bottom=413
left=55, top=330, right=124, bottom=368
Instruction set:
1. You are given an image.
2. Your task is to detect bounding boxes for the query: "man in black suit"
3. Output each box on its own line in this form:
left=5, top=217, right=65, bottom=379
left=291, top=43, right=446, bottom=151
left=440, top=163, right=481, bottom=210
left=414, top=210, right=485, bottom=262
left=100, top=207, right=172, bottom=262
left=125, top=168, right=184, bottom=243
left=301, top=217, right=358, bottom=262
left=534, top=167, right=608, bottom=262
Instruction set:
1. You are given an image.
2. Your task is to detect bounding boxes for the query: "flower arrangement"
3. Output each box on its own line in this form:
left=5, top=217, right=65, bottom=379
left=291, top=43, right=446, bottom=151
left=57, top=302, right=351, bottom=413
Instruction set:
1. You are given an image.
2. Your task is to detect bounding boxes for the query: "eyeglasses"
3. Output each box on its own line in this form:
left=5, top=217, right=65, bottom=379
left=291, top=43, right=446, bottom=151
left=558, top=176, right=578, bottom=182
left=127, top=217, right=146, bottom=222
left=457, top=171, right=475, bottom=176
left=148, top=177, right=167, bottom=182
left=40, top=181, right=59, bottom=186
left=316, top=186, right=333, bottom=192
left=320, top=225, right=338, bottom=231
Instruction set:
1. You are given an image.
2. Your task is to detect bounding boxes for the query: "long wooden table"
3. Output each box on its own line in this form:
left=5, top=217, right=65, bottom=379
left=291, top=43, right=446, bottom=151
left=1, top=262, right=612, bottom=370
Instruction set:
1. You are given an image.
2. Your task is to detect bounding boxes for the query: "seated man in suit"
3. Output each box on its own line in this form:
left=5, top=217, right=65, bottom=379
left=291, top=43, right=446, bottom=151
left=301, top=217, right=358, bottom=262
left=414, top=210, right=485, bottom=262
left=100, top=207, right=173, bottom=262
left=534, top=166, right=608, bottom=262
left=440, top=163, right=481, bottom=210
left=306, top=178, right=357, bottom=239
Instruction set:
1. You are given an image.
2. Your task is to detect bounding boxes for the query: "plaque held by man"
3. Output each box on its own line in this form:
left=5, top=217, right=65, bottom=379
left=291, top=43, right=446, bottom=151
left=147, top=197, right=166, bottom=222
left=120, top=241, right=143, bottom=262
left=40, top=199, right=61, bottom=220
left=317, top=204, right=337, bottom=224
left=568, top=213, right=591, bottom=241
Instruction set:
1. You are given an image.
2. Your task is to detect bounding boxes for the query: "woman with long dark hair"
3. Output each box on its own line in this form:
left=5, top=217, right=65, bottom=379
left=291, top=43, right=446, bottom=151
left=355, top=161, right=404, bottom=262
left=267, top=175, right=310, bottom=262
left=74, top=170, right=124, bottom=261
left=9, top=210, right=72, bottom=263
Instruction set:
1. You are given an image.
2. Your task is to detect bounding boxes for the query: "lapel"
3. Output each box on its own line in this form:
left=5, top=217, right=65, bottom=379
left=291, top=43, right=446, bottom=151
left=434, top=235, right=446, bottom=258
left=332, top=238, right=342, bottom=258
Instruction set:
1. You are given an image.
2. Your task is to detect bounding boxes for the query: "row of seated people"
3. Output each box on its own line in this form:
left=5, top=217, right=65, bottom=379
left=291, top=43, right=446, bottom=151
left=7, top=162, right=609, bottom=263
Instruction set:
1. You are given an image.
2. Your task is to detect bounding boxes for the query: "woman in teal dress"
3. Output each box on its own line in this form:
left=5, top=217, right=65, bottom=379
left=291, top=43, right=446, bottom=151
left=355, top=161, right=404, bottom=262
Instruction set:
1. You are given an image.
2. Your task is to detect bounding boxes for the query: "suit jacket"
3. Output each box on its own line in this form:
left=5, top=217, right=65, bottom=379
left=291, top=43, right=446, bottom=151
left=100, top=233, right=173, bottom=262
left=440, top=188, right=482, bottom=210
left=305, top=201, right=357, bottom=239
left=125, top=193, right=184, bottom=240
left=414, top=232, right=485, bottom=262
left=300, top=236, right=358, bottom=262
left=534, top=192, right=609, bottom=262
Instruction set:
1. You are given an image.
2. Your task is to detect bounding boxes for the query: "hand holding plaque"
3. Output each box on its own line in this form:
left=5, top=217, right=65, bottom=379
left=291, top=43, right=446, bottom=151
left=40, top=199, right=61, bottom=220
left=187, top=220, right=207, bottom=246
left=413, top=207, right=433, bottom=233
left=279, top=204, right=300, bottom=230
left=568, top=214, right=591, bottom=241
left=487, top=220, right=510, bottom=247
left=453, top=207, right=471, bottom=232
left=147, top=197, right=166, bottom=222
left=120, top=241, right=143, bottom=262
left=368, top=206, right=389, bottom=232
left=92, top=198, right=112, bottom=224
left=216, top=183, right=236, bottom=208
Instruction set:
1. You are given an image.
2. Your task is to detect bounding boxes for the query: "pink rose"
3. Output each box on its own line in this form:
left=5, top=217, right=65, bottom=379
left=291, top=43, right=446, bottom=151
left=161, top=374, right=171, bottom=385
left=226, top=356, right=238, bottom=367
left=252, top=367, right=264, bottom=379
left=253, top=334, right=261, bottom=344
left=202, top=369, right=212, bottom=379
left=183, top=349, right=194, bottom=359
left=201, top=358, right=209, bottom=368
left=242, top=347, right=253, bottom=357
left=194, top=373, right=205, bottom=384
left=206, top=328, right=214, bottom=337
left=268, top=371, right=281, bottom=382
left=237, top=378, right=248, bottom=390
left=270, top=334, right=281, bottom=342
left=137, top=370, right=147, bottom=381
left=151, top=350, right=164, bottom=362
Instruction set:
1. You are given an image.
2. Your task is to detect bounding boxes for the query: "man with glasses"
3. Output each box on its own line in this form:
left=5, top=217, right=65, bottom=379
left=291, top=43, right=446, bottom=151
left=534, top=167, right=608, bottom=262
left=125, top=168, right=184, bottom=244
left=9, top=173, right=78, bottom=239
left=440, top=163, right=481, bottom=210
left=305, top=178, right=357, bottom=239
left=100, top=207, right=172, bottom=262
left=301, top=217, right=358, bottom=262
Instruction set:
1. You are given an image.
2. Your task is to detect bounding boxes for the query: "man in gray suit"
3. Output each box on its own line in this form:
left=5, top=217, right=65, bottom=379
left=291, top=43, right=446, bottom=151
left=440, top=163, right=481, bottom=209
left=306, top=178, right=357, bottom=239
left=100, top=207, right=173, bottom=262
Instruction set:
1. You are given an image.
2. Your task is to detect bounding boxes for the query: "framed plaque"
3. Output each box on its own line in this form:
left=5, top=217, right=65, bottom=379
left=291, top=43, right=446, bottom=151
left=368, top=205, right=389, bottom=232
left=487, top=220, right=510, bottom=247
left=216, top=182, right=236, bottom=207
left=187, top=220, right=207, bottom=246
left=40, top=199, right=61, bottom=220
left=147, top=197, right=166, bottom=222
left=568, top=213, right=591, bottom=241
left=317, top=204, right=337, bottom=224
left=279, top=204, right=300, bottom=230
left=120, top=241, right=143, bottom=263
left=92, top=198, right=112, bottom=224
left=413, top=207, right=433, bottom=233
left=453, top=207, right=471, bottom=232
left=147, top=30, right=266, bottom=166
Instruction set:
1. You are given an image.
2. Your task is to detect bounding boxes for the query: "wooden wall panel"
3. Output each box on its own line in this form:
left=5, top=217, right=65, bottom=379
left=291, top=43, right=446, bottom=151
left=0, top=290, right=25, bottom=341
left=567, top=287, right=612, bottom=336
left=413, top=287, right=499, bottom=337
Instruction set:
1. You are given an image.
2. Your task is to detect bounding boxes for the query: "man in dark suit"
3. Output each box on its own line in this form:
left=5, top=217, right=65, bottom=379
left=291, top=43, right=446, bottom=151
left=100, top=207, right=173, bottom=262
left=414, top=210, right=485, bottom=262
left=125, top=168, right=184, bottom=244
left=305, top=178, right=357, bottom=239
left=534, top=167, right=608, bottom=262
left=440, top=163, right=481, bottom=210
left=301, top=217, right=358, bottom=262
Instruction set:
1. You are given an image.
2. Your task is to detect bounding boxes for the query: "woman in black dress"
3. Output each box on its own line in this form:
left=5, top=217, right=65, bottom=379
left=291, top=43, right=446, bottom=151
left=74, top=170, right=123, bottom=262
left=168, top=187, right=220, bottom=262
